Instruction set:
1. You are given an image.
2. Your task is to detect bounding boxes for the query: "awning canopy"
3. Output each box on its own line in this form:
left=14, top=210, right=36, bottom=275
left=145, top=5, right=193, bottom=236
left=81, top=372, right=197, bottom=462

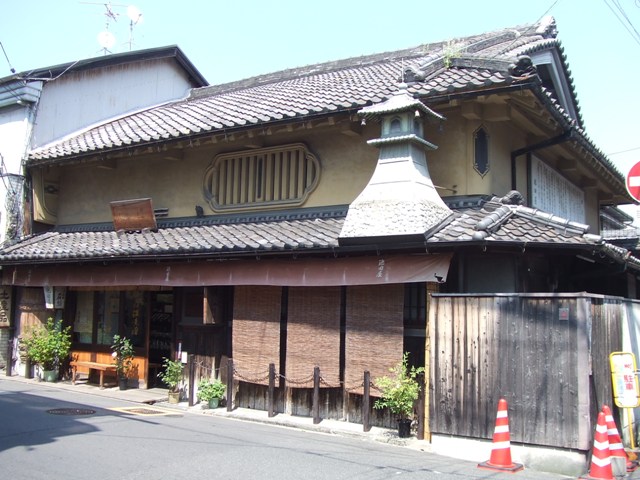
left=3, top=254, right=452, bottom=288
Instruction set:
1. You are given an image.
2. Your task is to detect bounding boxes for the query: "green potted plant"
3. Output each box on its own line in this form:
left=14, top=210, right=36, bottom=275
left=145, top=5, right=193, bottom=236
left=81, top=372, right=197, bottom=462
left=157, top=357, right=183, bottom=403
left=111, top=335, right=135, bottom=390
left=197, top=377, right=225, bottom=409
left=22, top=317, right=72, bottom=382
left=373, top=352, right=424, bottom=438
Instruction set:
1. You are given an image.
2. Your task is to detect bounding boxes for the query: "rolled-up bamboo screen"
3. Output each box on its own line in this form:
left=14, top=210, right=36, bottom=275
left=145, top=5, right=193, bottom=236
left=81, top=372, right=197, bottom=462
left=345, top=284, right=404, bottom=396
left=232, top=285, right=281, bottom=385
left=286, top=287, right=341, bottom=388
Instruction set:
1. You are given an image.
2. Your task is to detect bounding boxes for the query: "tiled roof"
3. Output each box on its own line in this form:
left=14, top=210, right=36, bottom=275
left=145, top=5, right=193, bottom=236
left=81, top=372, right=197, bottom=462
left=28, top=18, right=572, bottom=164
left=1, top=194, right=635, bottom=271
left=0, top=215, right=344, bottom=262
left=430, top=193, right=596, bottom=246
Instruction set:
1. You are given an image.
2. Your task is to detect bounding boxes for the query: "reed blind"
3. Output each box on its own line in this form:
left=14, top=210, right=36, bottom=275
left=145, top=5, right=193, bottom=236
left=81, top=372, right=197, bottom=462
left=345, top=284, right=404, bottom=396
left=232, top=285, right=282, bottom=385
left=285, top=287, right=341, bottom=388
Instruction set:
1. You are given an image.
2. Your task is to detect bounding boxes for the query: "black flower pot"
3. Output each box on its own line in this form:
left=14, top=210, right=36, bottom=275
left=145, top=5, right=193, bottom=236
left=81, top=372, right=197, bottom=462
left=119, top=377, right=128, bottom=390
left=398, top=418, right=412, bottom=438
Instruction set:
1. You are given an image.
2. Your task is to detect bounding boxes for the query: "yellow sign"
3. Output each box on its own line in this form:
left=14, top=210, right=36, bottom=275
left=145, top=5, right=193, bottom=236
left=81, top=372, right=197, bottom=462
left=610, top=352, right=640, bottom=408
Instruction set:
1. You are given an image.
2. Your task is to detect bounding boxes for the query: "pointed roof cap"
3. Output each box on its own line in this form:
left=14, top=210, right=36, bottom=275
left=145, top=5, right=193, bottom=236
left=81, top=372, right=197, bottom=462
left=358, top=84, right=445, bottom=121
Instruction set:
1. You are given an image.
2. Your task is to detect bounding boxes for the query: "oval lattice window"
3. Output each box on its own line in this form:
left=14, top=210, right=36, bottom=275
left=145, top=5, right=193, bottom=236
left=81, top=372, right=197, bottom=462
left=203, top=143, right=320, bottom=212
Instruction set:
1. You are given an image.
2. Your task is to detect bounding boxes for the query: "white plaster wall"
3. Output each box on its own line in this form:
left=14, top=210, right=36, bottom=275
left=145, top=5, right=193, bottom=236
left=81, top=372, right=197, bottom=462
left=0, top=104, right=32, bottom=243
left=31, top=59, right=193, bottom=148
left=0, top=104, right=31, bottom=173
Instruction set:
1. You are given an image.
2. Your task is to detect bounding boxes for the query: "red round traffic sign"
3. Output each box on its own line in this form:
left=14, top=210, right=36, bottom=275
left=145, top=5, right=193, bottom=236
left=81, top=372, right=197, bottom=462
left=627, top=161, right=640, bottom=202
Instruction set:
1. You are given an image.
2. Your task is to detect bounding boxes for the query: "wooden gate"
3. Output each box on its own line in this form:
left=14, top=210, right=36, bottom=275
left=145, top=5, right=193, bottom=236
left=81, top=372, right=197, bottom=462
left=428, top=293, right=622, bottom=450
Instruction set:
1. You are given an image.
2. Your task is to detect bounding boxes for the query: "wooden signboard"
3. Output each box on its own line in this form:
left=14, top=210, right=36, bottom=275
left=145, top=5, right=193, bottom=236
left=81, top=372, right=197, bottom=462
left=110, top=198, right=157, bottom=232
left=0, top=286, right=11, bottom=327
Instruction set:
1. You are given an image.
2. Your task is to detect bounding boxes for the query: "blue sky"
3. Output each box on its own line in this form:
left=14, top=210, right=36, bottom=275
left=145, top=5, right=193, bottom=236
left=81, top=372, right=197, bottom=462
left=1, top=0, right=639, bottom=180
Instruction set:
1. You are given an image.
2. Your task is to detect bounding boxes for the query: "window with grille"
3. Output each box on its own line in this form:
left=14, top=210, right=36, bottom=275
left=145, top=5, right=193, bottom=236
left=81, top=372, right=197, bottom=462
left=203, top=143, right=320, bottom=212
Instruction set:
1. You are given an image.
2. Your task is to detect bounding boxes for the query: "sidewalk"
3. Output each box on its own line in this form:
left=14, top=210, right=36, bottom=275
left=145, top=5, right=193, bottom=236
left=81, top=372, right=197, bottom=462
left=5, top=373, right=640, bottom=479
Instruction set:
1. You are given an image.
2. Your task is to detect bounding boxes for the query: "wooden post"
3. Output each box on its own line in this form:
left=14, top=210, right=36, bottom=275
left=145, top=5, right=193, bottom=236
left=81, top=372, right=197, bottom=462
left=417, top=372, right=425, bottom=440
left=424, top=305, right=432, bottom=442
left=188, top=354, right=195, bottom=407
left=313, top=366, right=320, bottom=424
left=363, top=370, right=371, bottom=432
left=268, top=363, right=276, bottom=418
left=226, top=358, right=234, bottom=412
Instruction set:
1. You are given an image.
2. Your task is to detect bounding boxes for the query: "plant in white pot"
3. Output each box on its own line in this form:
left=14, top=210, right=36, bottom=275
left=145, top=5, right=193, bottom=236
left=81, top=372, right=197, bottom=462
left=111, top=335, right=135, bottom=390
left=22, top=317, right=71, bottom=382
left=157, top=357, right=183, bottom=403
left=197, top=377, right=225, bottom=409
left=373, top=352, right=424, bottom=438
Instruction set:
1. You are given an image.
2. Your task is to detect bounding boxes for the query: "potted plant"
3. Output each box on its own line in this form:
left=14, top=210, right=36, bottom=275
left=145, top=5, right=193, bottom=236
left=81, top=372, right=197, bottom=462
left=22, top=317, right=72, bottom=382
left=111, top=335, right=135, bottom=390
left=197, top=377, right=225, bottom=409
left=373, top=352, right=424, bottom=438
left=157, top=357, right=183, bottom=403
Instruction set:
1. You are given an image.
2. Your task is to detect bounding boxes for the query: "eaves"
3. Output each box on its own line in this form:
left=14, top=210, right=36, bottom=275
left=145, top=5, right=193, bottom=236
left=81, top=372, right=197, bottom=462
left=25, top=106, right=363, bottom=168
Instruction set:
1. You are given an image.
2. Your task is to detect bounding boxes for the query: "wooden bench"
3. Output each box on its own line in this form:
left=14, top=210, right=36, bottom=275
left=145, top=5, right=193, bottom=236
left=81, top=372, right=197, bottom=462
left=70, top=361, right=117, bottom=389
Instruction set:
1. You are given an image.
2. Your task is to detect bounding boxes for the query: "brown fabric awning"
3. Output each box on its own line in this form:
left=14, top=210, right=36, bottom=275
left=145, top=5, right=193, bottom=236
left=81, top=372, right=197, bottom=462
left=3, top=253, right=451, bottom=287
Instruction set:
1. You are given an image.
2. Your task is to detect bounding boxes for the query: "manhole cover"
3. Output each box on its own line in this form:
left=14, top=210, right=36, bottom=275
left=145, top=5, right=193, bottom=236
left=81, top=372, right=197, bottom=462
left=47, top=408, right=96, bottom=416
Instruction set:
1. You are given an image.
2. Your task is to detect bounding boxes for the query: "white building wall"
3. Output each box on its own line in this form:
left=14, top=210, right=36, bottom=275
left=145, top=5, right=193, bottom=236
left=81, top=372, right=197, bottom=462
left=0, top=104, right=32, bottom=244
left=31, top=59, right=193, bottom=148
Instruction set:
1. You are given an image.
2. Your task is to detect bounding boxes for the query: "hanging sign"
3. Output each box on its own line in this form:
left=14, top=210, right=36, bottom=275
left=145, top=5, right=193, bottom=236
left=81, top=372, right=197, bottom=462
left=610, top=351, right=640, bottom=408
left=0, top=286, right=11, bottom=327
left=43, top=286, right=54, bottom=309
left=54, top=287, right=67, bottom=309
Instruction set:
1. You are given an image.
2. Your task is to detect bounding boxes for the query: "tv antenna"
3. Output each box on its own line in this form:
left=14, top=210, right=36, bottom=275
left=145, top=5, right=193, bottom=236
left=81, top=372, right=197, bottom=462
left=81, top=2, right=143, bottom=54
left=125, top=5, right=144, bottom=51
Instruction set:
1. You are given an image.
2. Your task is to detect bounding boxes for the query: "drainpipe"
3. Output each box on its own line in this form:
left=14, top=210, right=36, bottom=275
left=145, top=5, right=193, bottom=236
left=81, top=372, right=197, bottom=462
left=510, top=129, right=573, bottom=190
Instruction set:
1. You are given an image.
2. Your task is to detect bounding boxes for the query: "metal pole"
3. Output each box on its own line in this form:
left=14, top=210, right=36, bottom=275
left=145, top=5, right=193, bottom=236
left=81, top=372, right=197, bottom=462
left=417, top=372, right=425, bottom=440
left=226, top=358, right=234, bottom=412
left=313, top=366, right=320, bottom=424
left=268, top=363, right=275, bottom=418
left=628, top=408, right=636, bottom=450
left=363, top=371, right=371, bottom=432
left=188, top=354, right=195, bottom=407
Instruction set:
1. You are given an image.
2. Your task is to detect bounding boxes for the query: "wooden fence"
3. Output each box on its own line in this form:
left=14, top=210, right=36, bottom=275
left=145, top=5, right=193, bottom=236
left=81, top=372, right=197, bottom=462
left=428, top=293, right=623, bottom=450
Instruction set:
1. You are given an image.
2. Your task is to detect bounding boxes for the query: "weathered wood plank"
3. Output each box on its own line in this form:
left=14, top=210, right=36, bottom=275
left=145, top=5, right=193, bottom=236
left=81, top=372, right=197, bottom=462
left=429, top=293, right=620, bottom=450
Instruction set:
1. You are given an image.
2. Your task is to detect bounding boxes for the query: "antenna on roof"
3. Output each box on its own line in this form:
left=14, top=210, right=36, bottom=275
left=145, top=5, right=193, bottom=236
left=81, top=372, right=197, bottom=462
left=0, top=41, right=16, bottom=74
left=81, top=2, right=143, bottom=55
left=125, top=5, right=143, bottom=51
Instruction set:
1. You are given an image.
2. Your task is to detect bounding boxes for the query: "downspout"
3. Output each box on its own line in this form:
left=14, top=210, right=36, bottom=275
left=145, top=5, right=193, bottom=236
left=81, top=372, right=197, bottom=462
left=510, top=128, right=574, bottom=190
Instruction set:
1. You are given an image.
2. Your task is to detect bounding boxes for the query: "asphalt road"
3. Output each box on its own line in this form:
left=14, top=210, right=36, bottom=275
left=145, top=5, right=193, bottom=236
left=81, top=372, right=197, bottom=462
left=0, top=378, right=570, bottom=480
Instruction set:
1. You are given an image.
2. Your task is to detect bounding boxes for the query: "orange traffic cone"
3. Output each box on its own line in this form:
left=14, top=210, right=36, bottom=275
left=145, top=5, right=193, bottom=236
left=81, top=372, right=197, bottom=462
left=580, top=411, right=614, bottom=480
left=602, top=404, right=638, bottom=472
left=478, top=398, right=524, bottom=472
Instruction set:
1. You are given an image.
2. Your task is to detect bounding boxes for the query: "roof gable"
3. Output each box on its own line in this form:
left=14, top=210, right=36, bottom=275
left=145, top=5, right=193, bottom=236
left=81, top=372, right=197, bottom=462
left=0, top=45, right=208, bottom=88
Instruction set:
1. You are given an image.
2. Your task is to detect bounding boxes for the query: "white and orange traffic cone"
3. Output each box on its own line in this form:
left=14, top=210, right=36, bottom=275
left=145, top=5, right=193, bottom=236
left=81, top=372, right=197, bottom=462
left=477, top=398, right=524, bottom=472
left=602, top=404, right=638, bottom=473
left=580, top=411, right=614, bottom=480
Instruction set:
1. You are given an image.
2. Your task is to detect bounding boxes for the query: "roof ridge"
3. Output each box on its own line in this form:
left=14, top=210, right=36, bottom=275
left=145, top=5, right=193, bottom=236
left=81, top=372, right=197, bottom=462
left=514, top=205, right=590, bottom=234
left=188, top=44, right=432, bottom=99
